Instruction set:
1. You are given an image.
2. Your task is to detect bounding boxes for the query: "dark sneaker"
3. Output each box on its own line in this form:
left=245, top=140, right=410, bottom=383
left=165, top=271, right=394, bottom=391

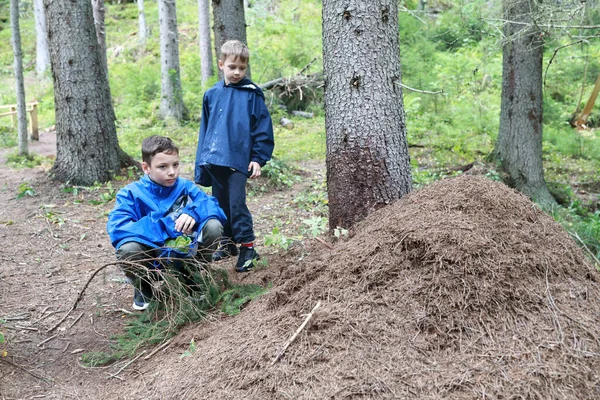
left=132, top=288, right=152, bottom=311
left=212, top=242, right=239, bottom=262
left=235, top=246, right=260, bottom=272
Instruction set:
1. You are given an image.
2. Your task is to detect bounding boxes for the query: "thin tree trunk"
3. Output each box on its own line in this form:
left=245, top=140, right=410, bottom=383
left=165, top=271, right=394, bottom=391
left=91, top=0, right=109, bottom=81
left=323, top=0, right=412, bottom=230
left=493, top=0, right=556, bottom=209
left=45, top=0, right=136, bottom=185
left=10, top=0, right=28, bottom=156
left=33, top=0, right=50, bottom=76
left=158, top=0, right=189, bottom=121
left=138, top=0, right=148, bottom=45
left=198, top=0, right=213, bottom=85
left=212, top=0, right=248, bottom=80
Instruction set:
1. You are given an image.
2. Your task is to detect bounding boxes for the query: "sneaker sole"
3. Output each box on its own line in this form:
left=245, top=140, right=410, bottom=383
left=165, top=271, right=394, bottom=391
left=132, top=301, right=150, bottom=311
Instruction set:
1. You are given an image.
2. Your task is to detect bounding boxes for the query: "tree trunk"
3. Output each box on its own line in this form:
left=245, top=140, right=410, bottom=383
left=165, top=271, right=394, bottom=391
left=33, top=0, right=50, bottom=76
left=212, top=0, right=248, bottom=80
left=45, top=0, right=136, bottom=185
left=493, top=0, right=556, bottom=209
left=198, top=0, right=213, bottom=85
left=158, top=0, right=189, bottom=121
left=323, top=0, right=412, bottom=231
left=137, top=0, right=148, bottom=45
left=10, top=0, right=28, bottom=155
left=91, top=0, right=109, bottom=81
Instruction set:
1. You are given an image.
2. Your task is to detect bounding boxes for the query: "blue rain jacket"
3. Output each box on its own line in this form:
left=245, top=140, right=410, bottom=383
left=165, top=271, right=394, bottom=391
left=107, top=174, right=226, bottom=250
left=194, top=77, right=274, bottom=186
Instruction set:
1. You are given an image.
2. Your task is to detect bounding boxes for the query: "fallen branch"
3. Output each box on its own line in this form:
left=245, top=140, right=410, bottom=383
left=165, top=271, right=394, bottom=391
left=0, top=358, right=52, bottom=383
left=144, top=338, right=174, bottom=360
left=272, top=301, right=321, bottom=365
left=106, top=350, right=147, bottom=379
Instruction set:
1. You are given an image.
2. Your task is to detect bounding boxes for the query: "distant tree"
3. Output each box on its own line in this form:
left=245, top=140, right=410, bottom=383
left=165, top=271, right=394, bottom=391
left=33, top=0, right=50, bottom=76
left=137, top=0, right=148, bottom=45
left=45, top=0, right=136, bottom=185
left=10, top=0, right=28, bottom=156
left=158, top=0, right=189, bottom=121
left=323, top=0, right=412, bottom=230
left=493, top=0, right=556, bottom=208
left=212, top=0, right=248, bottom=79
left=198, top=0, right=213, bottom=85
left=91, top=0, right=109, bottom=80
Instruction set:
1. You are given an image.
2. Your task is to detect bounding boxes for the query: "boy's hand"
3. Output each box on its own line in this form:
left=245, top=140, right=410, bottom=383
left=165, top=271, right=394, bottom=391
left=248, top=161, right=262, bottom=179
left=175, top=214, right=196, bottom=235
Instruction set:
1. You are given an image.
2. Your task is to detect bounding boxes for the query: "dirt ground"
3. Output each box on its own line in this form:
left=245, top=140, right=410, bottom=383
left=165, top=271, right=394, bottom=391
left=1, top=133, right=600, bottom=399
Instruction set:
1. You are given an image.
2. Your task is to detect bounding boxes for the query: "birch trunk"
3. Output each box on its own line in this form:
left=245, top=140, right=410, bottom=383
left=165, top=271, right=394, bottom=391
left=10, top=0, right=28, bottom=155
left=198, top=0, right=213, bottom=85
left=323, top=0, right=412, bottom=230
left=33, top=0, right=50, bottom=76
left=158, top=0, right=189, bottom=121
left=138, top=0, right=148, bottom=45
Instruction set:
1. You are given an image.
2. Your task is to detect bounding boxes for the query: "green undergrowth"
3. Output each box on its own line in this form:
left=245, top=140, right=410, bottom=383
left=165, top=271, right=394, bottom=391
left=80, top=264, right=268, bottom=367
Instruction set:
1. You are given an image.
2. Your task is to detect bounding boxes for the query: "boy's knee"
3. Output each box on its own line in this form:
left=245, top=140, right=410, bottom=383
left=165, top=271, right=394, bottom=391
left=201, top=218, right=223, bottom=247
left=116, top=241, right=150, bottom=260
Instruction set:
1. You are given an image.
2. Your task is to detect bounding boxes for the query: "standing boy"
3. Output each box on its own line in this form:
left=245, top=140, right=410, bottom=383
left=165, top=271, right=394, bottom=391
left=194, top=40, right=274, bottom=272
left=108, top=135, right=226, bottom=310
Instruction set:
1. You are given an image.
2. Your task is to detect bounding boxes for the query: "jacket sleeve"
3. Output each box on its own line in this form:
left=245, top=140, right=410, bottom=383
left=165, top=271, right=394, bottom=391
left=107, top=188, right=179, bottom=249
left=249, top=95, right=274, bottom=167
left=181, top=181, right=227, bottom=229
left=194, top=93, right=211, bottom=185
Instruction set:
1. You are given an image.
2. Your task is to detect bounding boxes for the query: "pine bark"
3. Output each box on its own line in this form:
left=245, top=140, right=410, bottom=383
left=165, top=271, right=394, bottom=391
left=158, top=0, right=189, bottom=121
left=198, top=0, right=213, bottom=85
left=10, top=0, right=28, bottom=155
left=212, top=0, right=248, bottom=79
left=33, top=0, right=50, bottom=76
left=323, top=0, right=412, bottom=230
left=493, top=0, right=556, bottom=208
left=45, top=0, right=135, bottom=185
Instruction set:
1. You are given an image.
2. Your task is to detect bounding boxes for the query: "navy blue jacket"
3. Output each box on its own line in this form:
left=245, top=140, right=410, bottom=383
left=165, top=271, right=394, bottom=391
left=194, top=78, right=274, bottom=186
left=107, top=175, right=226, bottom=250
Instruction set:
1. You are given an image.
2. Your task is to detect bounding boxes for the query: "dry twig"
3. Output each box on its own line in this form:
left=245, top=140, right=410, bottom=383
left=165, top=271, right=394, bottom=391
left=272, top=301, right=321, bottom=365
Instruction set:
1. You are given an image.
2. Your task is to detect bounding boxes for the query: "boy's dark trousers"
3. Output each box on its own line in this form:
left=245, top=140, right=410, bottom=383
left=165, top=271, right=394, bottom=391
left=209, top=165, right=255, bottom=244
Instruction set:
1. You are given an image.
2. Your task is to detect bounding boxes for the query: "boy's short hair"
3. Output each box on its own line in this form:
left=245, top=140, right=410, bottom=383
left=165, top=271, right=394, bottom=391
left=142, top=135, right=179, bottom=165
left=220, top=40, right=249, bottom=63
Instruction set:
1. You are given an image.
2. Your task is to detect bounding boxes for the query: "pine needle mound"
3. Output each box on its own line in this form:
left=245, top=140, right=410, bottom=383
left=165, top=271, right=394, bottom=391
left=156, top=175, right=600, bottom=399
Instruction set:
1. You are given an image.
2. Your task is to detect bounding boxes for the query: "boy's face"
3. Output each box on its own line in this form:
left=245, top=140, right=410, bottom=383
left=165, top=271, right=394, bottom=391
left=142, top=151, right=180, bottom=187
left=219, top=55, right=248, bottom=85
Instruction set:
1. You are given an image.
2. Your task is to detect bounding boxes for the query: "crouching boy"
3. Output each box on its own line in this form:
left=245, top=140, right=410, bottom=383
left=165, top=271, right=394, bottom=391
left=107, top=135, right=226, bottom=310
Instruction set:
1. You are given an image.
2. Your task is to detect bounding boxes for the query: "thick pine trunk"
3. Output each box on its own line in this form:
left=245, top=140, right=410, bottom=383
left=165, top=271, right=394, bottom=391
left=137, top=0, right=148, bottom=44
left=198, top=0, right=213, bottom=85
left=10, top=0, right=28, bottom=155
left=158, top=0, right=189, bottom=121
left=212, top=0, right=248, bottom=79
left=323, top=0, right=412, bottom=230
left=494, top=0, right=556, bottom=209
left=33, top=0, right=50, bottom=76
left=45, top=0, right=134, bottom=185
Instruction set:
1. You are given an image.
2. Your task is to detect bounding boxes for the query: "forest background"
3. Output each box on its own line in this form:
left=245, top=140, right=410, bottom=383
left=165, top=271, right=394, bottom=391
left=0, top=0, right=599, bottom=256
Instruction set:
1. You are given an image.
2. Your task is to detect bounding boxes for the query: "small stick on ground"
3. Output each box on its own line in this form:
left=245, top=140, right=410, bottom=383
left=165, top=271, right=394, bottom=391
left=272, top=301, right=321, bottom=365
left=68, top=312, right=84, bottom=329
left=37, top=334, right=57, bottom=347
left=144, top=338, right=174, bottom=360
left=106, top=350, right=147, bottom=379
left=314, top=237, right=334, bottom=250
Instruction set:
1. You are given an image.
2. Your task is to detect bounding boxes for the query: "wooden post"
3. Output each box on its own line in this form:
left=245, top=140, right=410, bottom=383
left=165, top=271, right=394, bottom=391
left=29, top=102, right=39, bottom=140
left=10, top=106, right=16, bottom=128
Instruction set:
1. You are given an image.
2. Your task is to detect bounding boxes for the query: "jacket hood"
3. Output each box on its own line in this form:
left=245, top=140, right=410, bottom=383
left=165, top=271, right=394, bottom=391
left=225, top=77, right=265, bottom=100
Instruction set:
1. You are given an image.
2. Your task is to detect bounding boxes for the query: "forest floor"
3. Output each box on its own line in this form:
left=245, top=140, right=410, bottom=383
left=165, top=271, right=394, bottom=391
left=1, top=133, right=600, bottom=399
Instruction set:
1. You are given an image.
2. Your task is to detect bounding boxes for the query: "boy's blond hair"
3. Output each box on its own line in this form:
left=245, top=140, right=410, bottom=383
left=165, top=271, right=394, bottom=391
left=220, top=40, right=250, bottom=63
